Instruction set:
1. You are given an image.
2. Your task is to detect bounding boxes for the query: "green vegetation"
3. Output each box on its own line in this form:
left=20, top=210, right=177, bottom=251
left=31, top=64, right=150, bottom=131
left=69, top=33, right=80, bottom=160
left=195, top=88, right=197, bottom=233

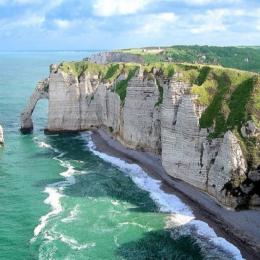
left=195, top=66, right=211, bottom=86
left=59, top=61, right=107, bottom=79
left=184, top=64, right=259, bottom=167
left=115, top=66, right=138, bottom=103
left=59, top=58, right=260, bottom=168
left=155, top=79, right=163, bottom=107
left=59, top=61, right=138, bottom=83
left=104, top=64, right=121, bottom=82
left=199, top=72, right=231, bottom=137
left=122, top=45, right=260, bottom=73
left=43, top=83, right=49, bottom=92
left=189, top=67, right=256, bottom=138
left=227, top=77, right=255, bottom=129
left=59, top=61, right=138, bottom=103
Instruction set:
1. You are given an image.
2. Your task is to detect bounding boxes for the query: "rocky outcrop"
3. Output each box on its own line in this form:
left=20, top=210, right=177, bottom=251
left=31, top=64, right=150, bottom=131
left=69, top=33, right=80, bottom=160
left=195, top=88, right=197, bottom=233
left=207, top=131, right=247, bottom=207
left=21, top=62, right=259, bottom=209
left=241, top=120, right=260, bottom=138
left=0, top=125, right=3, bottom=146
left=20, top=79, right=49, bottom=133
left=161, top=74, right=208, bottom=190
left=121, top=72, right=161, bottom=153
left=46, top=65, right=121, bottom=132
left=89, top=52, right=144, bottom=64
left=160, top=74, right=250, bottom=207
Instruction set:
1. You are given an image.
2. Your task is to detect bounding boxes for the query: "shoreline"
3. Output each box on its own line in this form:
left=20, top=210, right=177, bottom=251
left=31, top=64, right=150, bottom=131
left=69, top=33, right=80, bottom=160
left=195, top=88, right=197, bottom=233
left=91, top=128, right=260, bottom=260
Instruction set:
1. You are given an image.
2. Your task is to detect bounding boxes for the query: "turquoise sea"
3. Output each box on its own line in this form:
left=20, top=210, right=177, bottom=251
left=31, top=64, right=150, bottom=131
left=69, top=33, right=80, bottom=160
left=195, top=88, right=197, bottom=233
left=0, top=52, right=243, bottom=260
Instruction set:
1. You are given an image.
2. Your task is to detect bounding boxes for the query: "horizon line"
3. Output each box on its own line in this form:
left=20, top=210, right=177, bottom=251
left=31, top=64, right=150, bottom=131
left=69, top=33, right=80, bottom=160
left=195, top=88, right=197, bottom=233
left=0, top=45, right=260, bottom=52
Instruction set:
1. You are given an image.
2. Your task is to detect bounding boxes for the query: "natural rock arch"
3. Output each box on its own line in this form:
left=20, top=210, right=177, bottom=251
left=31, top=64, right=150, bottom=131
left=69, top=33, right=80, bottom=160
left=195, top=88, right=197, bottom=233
left=20, top=79, right=49, bottom=134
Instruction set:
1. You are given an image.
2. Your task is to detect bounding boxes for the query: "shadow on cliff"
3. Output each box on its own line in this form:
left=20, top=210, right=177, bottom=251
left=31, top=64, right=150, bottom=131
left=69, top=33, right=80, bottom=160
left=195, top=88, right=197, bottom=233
left=33, top=132, right=160, bottom=213
left=115, top=229, right=203, bottom=260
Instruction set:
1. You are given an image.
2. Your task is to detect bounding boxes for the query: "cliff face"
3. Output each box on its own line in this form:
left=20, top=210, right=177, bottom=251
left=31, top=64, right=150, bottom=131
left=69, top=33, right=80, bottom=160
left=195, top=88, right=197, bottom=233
left=121, top=70, right=161, bottom=152
left=47, top=64, right=120, bottom=132
left=21, top=61, right=260, bottom=209
left=89, top=51, right=144, bottom=64
left=160, top=74, right=249, bottom=207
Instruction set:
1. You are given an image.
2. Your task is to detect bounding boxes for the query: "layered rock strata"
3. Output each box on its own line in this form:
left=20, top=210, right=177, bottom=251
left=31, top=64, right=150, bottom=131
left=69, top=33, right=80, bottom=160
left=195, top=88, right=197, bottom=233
left=89, top=52, right=144, bottom=64
left=21, top=64, right=260, bottom=209
left=20, top=79, right=49, bottom=133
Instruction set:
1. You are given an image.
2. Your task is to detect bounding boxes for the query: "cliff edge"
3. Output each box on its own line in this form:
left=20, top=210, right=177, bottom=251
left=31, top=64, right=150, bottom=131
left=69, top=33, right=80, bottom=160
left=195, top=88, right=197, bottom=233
left=21, top=59, right=260, bottom=210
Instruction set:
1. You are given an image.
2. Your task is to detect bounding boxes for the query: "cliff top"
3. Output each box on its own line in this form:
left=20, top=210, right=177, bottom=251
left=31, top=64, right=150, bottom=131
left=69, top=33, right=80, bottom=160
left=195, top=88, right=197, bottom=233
left=56, top=60, right=260, bottom=169
left=118, top=45, right=260, bottom=73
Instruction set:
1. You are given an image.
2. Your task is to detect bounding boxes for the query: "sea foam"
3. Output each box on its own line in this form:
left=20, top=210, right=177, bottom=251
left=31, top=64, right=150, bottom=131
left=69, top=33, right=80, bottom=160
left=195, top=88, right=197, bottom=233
left=31, top=140, right=77, bottom=242
left=83, top=132, right=244, bottom=260
left=61, top=205, right=80, bottom=223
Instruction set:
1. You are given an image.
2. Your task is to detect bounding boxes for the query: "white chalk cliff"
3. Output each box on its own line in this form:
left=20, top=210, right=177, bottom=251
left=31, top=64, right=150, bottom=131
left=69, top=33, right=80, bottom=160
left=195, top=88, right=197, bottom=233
left=20, top=79, right=49, bottom=133
left=21, top=63, right=259, bottom=209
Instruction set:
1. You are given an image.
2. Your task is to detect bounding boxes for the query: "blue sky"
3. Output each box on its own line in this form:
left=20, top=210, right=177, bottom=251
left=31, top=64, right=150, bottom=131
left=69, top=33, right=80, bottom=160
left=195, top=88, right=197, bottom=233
left=0, top=0, right=259, bottom=50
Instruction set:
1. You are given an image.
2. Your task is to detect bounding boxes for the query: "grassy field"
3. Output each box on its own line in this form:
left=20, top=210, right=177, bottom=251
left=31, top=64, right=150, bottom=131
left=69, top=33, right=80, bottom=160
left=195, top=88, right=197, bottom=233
left=121, top=46, right=260, bottom=73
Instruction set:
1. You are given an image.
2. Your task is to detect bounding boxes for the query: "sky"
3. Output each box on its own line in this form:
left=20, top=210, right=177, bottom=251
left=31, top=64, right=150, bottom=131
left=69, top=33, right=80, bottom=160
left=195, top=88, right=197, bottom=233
left=0, top=0, right=259, bottom=50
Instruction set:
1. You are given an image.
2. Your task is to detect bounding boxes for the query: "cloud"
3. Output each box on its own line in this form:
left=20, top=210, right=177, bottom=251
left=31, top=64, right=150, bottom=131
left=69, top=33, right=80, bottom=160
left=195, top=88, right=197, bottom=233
left=134, top=12, right=178, bottom=35
left=0, top=13, right=45, bottom=32
left=190, top=8, right=245, bottom=34
left=0, top=0, right=259, bottom=49
left=92, top=0, right=152, bottom=17
left=190, top=9, right=227, bottom=33
left=53, top=19, right=71, bottom=30
left=0, top=0, right=49, bottom=5
left=20, top=14, right=45, bottom=27
left=13, top=0, right=42, bottom=4
left=182, top=0, right=240, bottom=5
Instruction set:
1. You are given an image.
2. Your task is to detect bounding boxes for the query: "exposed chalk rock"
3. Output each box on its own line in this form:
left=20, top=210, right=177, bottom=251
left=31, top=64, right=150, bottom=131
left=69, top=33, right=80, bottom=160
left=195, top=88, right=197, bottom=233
left=161, top=75, right=208, bottom=190
left=121, top=74, right=161, bottom=153
left=46, top=67, right=121, bottom=132
left=241, top=120, right=259, bottom=138
left=21, top=64, right=256, bottom=208
left=20, top=79, right=49, bottom=133
left=89, top=52, right=144, bottom=64
left=207, top=131, right=247, bottom=207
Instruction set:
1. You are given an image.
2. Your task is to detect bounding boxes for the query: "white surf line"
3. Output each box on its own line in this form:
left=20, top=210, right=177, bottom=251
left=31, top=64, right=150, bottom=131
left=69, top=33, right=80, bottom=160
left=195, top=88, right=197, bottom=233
left=61, top=205, right=80, bottom=223
left=82, top=132, right=244, bottom=260
left=43, top=228, right=96, bottom=251
left=31, top=139, right=77, bottom=242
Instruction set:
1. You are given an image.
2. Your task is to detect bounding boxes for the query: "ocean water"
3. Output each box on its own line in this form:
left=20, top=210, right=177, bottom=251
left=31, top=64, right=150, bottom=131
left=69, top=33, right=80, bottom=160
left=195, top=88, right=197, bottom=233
left=0, top=52, right=243, bottom=260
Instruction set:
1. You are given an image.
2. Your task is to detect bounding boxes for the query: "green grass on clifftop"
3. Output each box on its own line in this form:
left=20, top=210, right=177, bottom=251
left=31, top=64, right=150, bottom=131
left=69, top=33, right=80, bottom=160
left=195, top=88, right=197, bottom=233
left=58, top=59, right=260, bottom=168
left=121, top=46, right=260, bottom=73
left=58, top=61, right=138, bottom=84
left=59, top=61, right=107, bottom=78
left=182, top=64, right=260, bottom=168
left=114, top=66, right=138, bottom=103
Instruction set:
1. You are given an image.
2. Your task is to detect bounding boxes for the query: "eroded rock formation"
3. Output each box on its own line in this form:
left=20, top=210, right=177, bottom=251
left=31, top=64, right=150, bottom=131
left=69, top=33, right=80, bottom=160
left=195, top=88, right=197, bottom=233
left=20, top=79, right=49, bottom=133
left=21, top=62, right=260, bottom=209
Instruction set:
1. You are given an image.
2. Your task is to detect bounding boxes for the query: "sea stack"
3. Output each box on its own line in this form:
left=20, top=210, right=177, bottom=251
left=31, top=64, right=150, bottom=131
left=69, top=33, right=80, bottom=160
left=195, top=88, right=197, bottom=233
left=0, top=125, right=4, bottom=146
